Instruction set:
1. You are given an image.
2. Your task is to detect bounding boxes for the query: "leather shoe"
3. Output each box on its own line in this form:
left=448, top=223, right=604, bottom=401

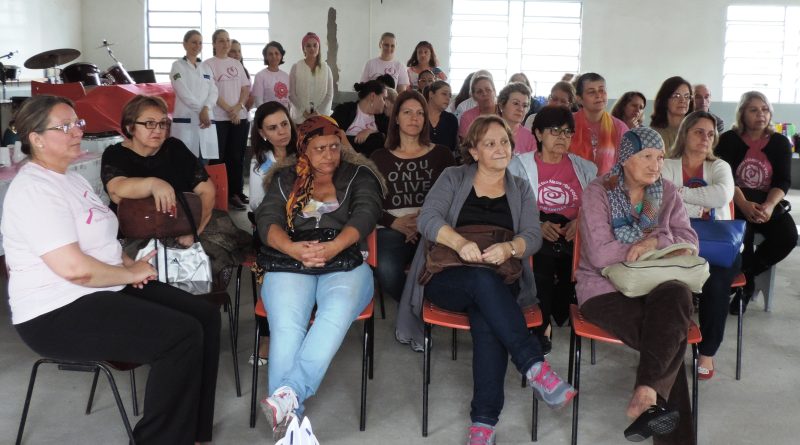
left=624, top=405, right=679, bottom=442
left=229, top=195, right=246, bottom=210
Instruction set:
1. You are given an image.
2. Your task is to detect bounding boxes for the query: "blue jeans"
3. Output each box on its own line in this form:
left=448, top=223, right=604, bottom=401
left=376, top=228, right=417, bottom=301
left=262, top=263, right=373, bottom=415
left=425, top=266, right=543, bottom=426
left=698, top=254, right=741, bottom=356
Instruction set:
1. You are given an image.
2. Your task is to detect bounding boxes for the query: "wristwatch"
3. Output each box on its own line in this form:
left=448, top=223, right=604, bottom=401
left=508, top=242, right=517, bottom=258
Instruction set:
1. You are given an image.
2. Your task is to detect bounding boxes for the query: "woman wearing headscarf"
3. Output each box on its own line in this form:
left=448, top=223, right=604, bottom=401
left=254, top=115, right=385, bottom=440
left=575, top=126, right=698, bottom=444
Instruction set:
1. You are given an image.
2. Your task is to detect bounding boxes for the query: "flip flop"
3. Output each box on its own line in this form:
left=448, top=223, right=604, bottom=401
left=624, top=405, right=680, bottom=442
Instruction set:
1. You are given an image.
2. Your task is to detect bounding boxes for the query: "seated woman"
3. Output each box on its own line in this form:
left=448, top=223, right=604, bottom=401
left=424, top=80, right=459, bottom=160
left=396, top=115, right=575, bottom=443
left=330, top=80, right=388, bottom=157
left=457, top=72, right=497, bottom=139
left=451, top=71, right=475, bottom=117
left=569, top=73, right=628, bottom=175
left=511, top=106, right=597, bottom=354
left=716, top=91, right=797, bottom=313
left=662, top=111, right=736, bottom=380
left=497, top=81, right=536, bottom=154
left=523, top=81, right=577, bottom=129
left=370, top=90, right=455, bottom=303
left=101, top=95, right=246, bottom=277
left=255, top=116, right=385, bottom=439
left=247, top=101, right=299, bottom=366
left=650, top=76, right=694, bottom=150
left=5, top=95, right=220, bottom=444
left=576, top=126, right=698, bottom=444
left=611, top=91, right=647, bottom=130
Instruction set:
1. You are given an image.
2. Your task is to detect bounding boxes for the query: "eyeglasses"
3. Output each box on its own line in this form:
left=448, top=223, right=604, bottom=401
left=135, top=119, right=172, bottom=130
left=509, top=99, right=531, bottom=109
left=45, top=119, right=86, bottom=134
left=670, top=93, right=692, bottom=102
left=545, top=127, right=575, bottom=137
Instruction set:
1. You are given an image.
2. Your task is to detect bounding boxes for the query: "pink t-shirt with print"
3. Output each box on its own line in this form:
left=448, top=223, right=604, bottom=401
left=735, top=135, right=772, bottom=192
left=513, top=126, right=537, bottom=154
left=535, top=153, right=582, bottom=220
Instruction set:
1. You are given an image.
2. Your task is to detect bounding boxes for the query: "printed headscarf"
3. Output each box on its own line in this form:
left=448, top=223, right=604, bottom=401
left=285, top=115, right=341, bottom=230
left=603, top=126, right=665, bottom=243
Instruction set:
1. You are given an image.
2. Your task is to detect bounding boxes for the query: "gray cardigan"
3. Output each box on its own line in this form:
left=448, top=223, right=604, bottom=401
left=395, top=163, right=543, bottom=349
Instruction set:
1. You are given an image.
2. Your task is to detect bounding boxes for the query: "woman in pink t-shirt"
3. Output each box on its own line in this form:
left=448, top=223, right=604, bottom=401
left=457, top=73, right=497, bottom=139
left=252, top=41, right=291, bottom=110
left=716, top=91, right=796, bottom=313
left=497, top=81, right=536, bottom=154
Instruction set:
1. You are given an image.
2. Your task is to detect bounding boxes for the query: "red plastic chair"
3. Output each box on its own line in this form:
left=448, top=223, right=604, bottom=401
left=421, top=299, right=544, bottom=441
left=568, top=229, right=702, bottom=445
left=204, top=164, right=228, bottom=212
left=249, top=230, right=378, bottom=431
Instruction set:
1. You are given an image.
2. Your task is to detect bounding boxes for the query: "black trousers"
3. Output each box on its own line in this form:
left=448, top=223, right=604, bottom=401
left=15, top=281, right=221, bottom=445
left=737, top=207, right=797, bottom=276
left=214, top=120, right=250, bottom=197
left=532, top=250, right=575, bottom=329
left=698, top=254, right=742, bottom=356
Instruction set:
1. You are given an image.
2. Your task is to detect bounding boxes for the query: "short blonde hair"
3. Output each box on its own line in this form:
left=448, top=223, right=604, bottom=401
left=460, top=115, right=514, bottom=164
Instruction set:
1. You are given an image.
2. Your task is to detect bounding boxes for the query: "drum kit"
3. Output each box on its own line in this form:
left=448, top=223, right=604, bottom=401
left=18, top=40, right=135, bottom=87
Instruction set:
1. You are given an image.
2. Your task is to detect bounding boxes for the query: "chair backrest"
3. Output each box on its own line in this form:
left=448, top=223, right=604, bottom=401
left=204, top=164, right=229, bottom=211
left=117, top=192, right=202, bottom=239
left=366, top=230, right=378, bottom=268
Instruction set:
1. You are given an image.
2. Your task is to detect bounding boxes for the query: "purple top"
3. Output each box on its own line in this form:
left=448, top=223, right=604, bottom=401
left=575, top=177, right=698, bottom=306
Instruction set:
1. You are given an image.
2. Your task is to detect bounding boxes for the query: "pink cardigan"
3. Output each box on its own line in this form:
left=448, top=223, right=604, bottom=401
left=574, top=178, right=698, bottom=306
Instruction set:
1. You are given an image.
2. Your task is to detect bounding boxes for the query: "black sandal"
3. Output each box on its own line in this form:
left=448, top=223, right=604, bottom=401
left=623, top=405, right=679, bottom=442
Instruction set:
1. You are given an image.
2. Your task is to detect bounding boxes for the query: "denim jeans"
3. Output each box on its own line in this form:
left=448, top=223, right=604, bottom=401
left=262, top=262, right=373, bottom=415
left=698, top=254, right=741, bottom=356
left=425, top=266, right=543, bottom=426
left=376, top=228, right=417, bottom=302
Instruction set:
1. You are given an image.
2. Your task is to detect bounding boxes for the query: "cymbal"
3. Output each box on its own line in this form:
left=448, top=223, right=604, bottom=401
left=24, top=48, right=81, bottom=69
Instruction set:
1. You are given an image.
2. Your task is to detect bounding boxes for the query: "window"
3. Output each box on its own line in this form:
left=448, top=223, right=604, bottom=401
left=147, top=0, right=270, bottom=82
left=723, top=5, right=800, bottom=103
left=450, top=0, right=582, bottom=97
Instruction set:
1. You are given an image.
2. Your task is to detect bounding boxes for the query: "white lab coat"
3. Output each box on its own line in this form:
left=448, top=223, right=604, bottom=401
left=170, top=57, right=219, bottom=159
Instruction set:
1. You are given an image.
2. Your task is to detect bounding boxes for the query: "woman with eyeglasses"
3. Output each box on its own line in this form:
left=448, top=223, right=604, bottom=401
left=523, top=81, right=577, bottom=130
left=102, top=95, right=216, bottom=249
left=650, top=76, right=694, bottom=150
left=511, top=105, right=597, bottom=353
left=497, top=82, right=536, bottom=154
left=5, top=95, right=221, bottom=444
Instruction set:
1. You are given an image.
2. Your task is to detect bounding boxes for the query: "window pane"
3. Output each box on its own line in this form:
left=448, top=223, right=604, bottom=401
left=221, top=29, right=270, bottom=44
left=149, top=27, right=196, bottom=43
left=149, top=43, right=186, bottom=58
left=149, top=0, right=201, bottom=12
left=728, top=5, right=785, bottom=22
left=149, top=58, right=177, bottom=75
left=149, top=11, right=201, bottom=27
left=453, top=0, right=509, bottom=15
left=217, top=1, right=269, bottom=12
left=451, top=37, right=508, bottom=53
left=525, top=1, right=581, bottom=17
left=216, top=12, right=269, bottom=28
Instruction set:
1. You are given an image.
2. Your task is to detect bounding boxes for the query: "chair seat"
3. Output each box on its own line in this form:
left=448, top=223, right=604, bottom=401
left=569, top=304, right=701, bottom=345
left=422, top=300, right=543, bottom=329
left=254, top=298, right=374, bottom=322
left=732, top=273, right=746, bottom=288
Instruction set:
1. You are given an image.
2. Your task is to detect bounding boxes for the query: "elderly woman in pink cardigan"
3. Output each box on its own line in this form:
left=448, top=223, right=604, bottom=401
left=574, top=126, right=699, bottom=444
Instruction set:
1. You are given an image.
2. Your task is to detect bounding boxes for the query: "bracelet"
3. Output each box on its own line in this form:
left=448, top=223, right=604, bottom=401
left=508, top=241, right=517, bottom=258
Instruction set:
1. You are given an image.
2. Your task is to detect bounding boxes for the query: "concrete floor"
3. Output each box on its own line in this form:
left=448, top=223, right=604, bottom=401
left=3, top=193, right=800, bottom=445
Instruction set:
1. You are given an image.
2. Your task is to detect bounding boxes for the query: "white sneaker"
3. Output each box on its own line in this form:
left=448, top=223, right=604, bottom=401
left=248, top=353, right=268, bottom=366
left=260, top=386, right=299, bottom=431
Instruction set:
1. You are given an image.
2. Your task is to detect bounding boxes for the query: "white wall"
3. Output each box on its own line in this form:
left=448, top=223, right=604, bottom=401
left=0, top=0, right=82, bottom=80
left=80, top=0, right=147, bottom=73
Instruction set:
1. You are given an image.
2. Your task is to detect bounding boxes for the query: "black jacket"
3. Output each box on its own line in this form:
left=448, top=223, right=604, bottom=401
left=716, top=130, right=792, bottom=194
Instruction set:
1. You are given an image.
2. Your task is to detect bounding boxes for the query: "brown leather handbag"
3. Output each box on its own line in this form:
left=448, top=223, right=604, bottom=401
left=418, top=224, right=522, bottom=285
left=116, top=192, right=202, bottom=239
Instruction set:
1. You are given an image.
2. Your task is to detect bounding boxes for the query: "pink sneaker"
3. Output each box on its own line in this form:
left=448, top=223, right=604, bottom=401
left=467, top=423, right=496, bottom=445
left=260, top=385, right=299, bottom=437
left=526, top=360, right=577, bottom=409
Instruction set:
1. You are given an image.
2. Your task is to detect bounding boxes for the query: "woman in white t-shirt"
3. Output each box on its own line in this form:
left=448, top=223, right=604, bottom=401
left=360, top=32, right=410, bottom=93
left=252, top=41, right=291, bottom=110
left=2, top=95, right=221, bottom=444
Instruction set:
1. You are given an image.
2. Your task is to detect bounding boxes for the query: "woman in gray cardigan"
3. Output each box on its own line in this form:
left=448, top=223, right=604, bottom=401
left=395, top=115, right=575, bottom=444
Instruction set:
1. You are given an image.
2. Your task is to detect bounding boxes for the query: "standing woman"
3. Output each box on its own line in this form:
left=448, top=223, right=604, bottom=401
left=228, top=39, right=255, bottom=110
left=289, top=32, right=334, bottom=124
left=361, top=32, right=410, bottom=92
left=406, top=40, right=447, bottom=89
left=204, top=28, right=251, bottom=210
left=716, top=91, right=797, bottom=313
left=170, top=30, right=219, bottom=163
left=611, top=91, right=647, bottom=130
left=424, top=80, right=459, bottom=160
left=370, top=90, right=455, bottom=303
left=5, top=95, right=220, bottom=445
left=662, top=111, right=736, bottom=379
left=252, top=41, right=291, bottom=109
left=497, top=82, right=536, bottom=154
left=457, top=72, right=497, bottom=139
left=650, top=76, right=694, bottom=150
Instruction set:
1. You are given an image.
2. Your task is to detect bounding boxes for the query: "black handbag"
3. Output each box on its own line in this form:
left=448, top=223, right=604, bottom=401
left=257, top=228, right=364, bottom=275
left=537, top=212, right=574, bottom=259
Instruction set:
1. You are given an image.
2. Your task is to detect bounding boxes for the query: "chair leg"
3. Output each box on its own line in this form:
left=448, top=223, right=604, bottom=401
left=360, top=316, right=369, bottom=431
left=378, top=284, right=386, bottom=320
left=568, top=328, right=575, bottom=385
left=451, top=329, right=457, bottom=361
left=17, top=359, right=45, bottom=445
left=571, top=335, right=582, bottom=445
left=531, top=395, right=538, bottom=442
left=590, top=339, right=596, bottom=365
left=692, top=344, right=699, bottom=444
left=98, top=363, right=136, bottom=444
left=422, top=322, right=432, bottom=437
left=235, top=265, right=242, bottom=349
left=226, top=300, right=242, bottom=397
left=250, top=323, right=261, bottom=428
left=85, top=368, right=101, bottom=415
left=737, top=288, right=744, bottom=380
left=129, top=369, right=139, bottom=416
left=368, top=313, right=375, bottom=380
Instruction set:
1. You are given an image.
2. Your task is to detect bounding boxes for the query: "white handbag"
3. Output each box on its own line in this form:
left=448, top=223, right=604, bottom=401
left=135, top=238, right=213, bottom=285
left=275, top=416, right=320, bottom=445
left=601, top=243, right=710, bottom=298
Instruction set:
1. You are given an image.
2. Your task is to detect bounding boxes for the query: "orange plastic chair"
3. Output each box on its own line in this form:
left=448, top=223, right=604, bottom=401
left=249, top=230, right=378, bottom=431
left=568, top=229, right=702, bottom=445
left=204, top=164, right=228, bottom=211
left=421, top=298, right=544, bottom=441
